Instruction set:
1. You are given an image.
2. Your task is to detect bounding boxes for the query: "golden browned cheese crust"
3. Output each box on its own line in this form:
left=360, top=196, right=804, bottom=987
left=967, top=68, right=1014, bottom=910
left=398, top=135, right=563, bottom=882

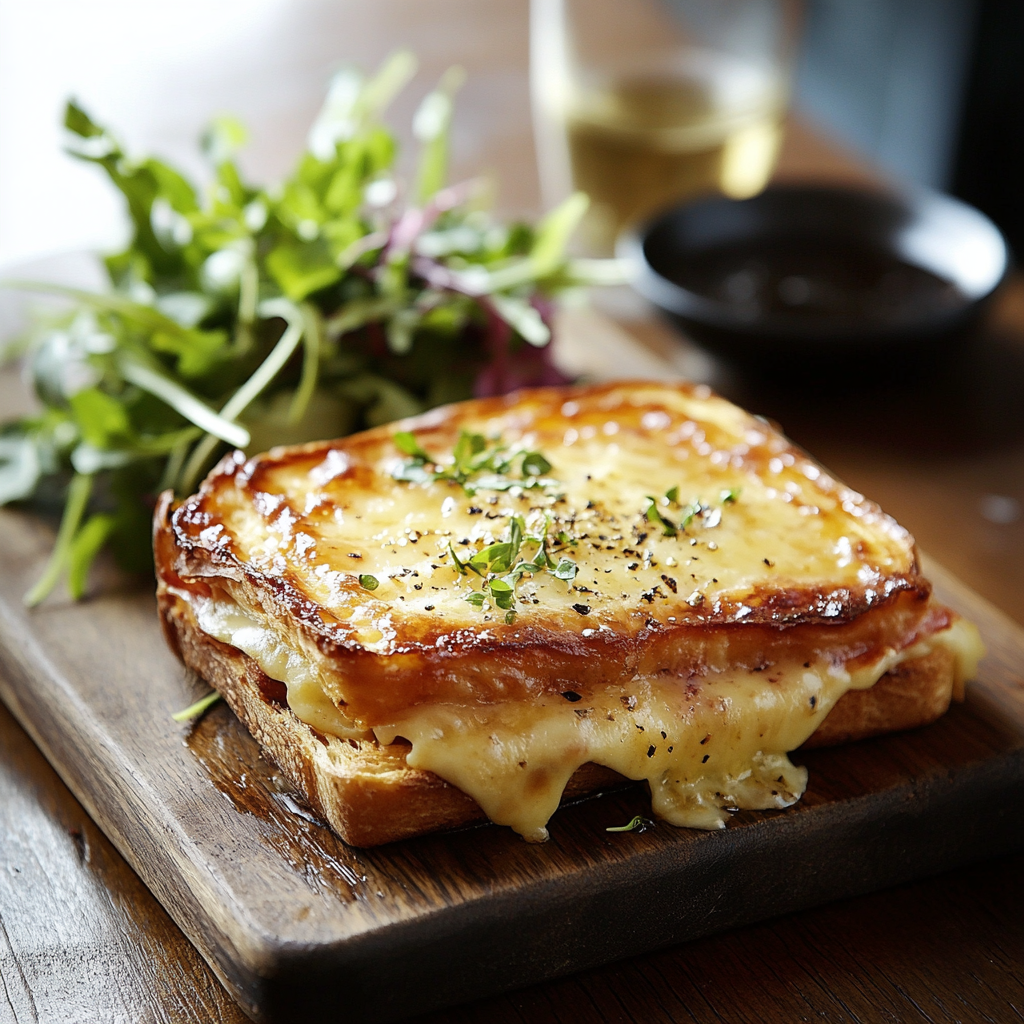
left=159, top=381, right=938, bottom=725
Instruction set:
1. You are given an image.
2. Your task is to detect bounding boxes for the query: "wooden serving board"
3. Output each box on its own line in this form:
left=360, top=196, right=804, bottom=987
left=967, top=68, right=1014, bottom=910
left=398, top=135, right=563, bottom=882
left=2, top=512, right=1024, bottom=1024
left=2, top=314, right=1024, bottom=1022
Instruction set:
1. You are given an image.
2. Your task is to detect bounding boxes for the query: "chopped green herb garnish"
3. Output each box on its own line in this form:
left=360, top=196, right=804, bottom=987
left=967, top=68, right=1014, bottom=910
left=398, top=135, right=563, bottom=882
left=391, top=430, right=558, bottom=496
left=644, top=485, right=738, bottom=537
left=470, top=541, right=516, bottom=576
left=521, top=451, right=552, bottom=477
left=358, top=574, right=380, bottom=590
left=644, top=496, right=677, bottom=536
left=678, top=502, right=701, bottom=530
left=551, top=557, right=578, bottom=584
left=487, top=578, right=515, bottom=609
left=451, top=513, right=578, bottom=618
left=393, top=431, right=431, bottom=461
left=449, top=542, right=470, bottom=576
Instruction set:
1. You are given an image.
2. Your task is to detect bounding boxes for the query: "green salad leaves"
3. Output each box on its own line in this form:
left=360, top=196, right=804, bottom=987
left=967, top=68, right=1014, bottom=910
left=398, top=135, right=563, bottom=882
left=1, top=52, right=618, bottom=604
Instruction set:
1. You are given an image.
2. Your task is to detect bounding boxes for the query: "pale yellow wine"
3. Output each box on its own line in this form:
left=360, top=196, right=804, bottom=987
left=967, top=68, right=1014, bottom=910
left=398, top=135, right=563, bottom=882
left=565, top=63, right=784, bottom=252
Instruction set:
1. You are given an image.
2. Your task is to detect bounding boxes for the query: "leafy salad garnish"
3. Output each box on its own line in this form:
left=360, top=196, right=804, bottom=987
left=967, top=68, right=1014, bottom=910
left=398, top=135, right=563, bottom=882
left=0, top=52, right=621, bottom=605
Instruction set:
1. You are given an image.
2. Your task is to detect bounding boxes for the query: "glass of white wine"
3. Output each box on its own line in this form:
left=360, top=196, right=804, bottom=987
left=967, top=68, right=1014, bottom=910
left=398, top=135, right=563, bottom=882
left=531, top=0, right=800, bottom=254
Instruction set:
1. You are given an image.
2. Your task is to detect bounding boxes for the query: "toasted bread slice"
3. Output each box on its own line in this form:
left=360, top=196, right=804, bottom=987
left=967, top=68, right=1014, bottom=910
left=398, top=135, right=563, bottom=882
left=155, top=381, right=983, bottom=844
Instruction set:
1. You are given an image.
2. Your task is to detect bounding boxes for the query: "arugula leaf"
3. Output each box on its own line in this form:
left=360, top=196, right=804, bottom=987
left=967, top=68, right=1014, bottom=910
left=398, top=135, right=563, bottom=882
left=65, top=99, right=105, bottom=139
left=202, top=115, right=248, bottom=168
left=69, top=388, right=134, bottom=449
left=150, top=327, right=229, bottom=379
left=266, top=239, right=342, bottom=301
left=0, top=435, right=42, bottom=505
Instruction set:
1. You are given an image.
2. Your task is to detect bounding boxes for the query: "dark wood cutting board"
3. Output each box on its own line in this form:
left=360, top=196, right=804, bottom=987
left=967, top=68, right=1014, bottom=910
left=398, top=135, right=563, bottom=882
left=1, top=503, right=1023, bottom=1023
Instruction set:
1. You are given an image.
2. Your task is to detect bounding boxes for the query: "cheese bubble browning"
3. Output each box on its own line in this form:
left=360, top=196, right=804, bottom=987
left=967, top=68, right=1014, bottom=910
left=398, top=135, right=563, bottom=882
left=162, top=382, right=982, bottom=840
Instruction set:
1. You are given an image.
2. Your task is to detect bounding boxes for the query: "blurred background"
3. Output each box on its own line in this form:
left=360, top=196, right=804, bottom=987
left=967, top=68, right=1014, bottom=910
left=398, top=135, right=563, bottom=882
left=0, top=0, right=1021, bottom=621
left=1, top=0, right=1020, bottom=268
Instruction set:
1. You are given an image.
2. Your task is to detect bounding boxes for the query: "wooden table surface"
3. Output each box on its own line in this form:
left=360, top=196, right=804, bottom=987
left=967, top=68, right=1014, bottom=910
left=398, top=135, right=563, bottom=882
left=3, top=3, right=1024, bottom=1022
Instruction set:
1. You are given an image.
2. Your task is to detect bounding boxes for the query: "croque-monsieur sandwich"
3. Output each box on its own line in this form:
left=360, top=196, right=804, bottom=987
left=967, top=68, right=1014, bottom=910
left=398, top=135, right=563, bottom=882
left=155, top=382, right=983, bottom=846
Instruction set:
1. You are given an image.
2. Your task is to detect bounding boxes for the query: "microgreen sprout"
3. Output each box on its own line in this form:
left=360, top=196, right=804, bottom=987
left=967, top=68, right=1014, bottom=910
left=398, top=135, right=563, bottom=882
left=171, top=690, right=223, bottom=723
left=445, top=510, right=578, bottom=619
left=392, top=429, right=559, bottom=496
left=606, top=815, right=654, bottom=833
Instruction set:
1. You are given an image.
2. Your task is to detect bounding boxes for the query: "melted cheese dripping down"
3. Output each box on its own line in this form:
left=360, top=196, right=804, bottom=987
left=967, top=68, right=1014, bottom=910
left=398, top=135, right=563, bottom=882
left=192, top=596, right=370, bottom=741
left=374, top=632, right=963, bottom=841
left=190, top=593, right=981, bottom=842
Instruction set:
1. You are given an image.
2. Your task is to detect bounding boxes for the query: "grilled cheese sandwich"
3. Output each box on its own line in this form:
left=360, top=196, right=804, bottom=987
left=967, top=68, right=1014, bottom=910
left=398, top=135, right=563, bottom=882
left=155, top=382, right=983, bottom=844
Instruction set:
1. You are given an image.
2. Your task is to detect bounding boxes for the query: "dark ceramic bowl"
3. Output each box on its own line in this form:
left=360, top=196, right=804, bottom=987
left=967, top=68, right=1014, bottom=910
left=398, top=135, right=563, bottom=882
left=619, top=184, right=1009, bottom=369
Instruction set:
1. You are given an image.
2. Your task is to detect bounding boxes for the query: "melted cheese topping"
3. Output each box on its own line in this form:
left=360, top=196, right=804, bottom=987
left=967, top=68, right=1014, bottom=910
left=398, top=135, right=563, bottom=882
left=198, top=384, right=919, bottom=652
left=188, top=591, right=982, bottom=841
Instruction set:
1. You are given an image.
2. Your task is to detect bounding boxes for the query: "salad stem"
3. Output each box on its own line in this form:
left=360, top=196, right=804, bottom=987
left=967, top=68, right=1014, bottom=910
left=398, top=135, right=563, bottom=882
left=288, top=303, right=322, bottom=425
left=232, top=247, right=259, bottom=356
left=178, top=298, right=305, bottom=492
left=120, top=358, right=250, bottom=448
left=23, top=473, right=93, bottom=607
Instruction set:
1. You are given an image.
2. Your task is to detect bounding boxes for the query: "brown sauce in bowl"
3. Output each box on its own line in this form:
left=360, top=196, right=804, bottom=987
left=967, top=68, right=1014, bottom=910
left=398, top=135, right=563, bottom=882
left=666, top=239, right=968, bottom=327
